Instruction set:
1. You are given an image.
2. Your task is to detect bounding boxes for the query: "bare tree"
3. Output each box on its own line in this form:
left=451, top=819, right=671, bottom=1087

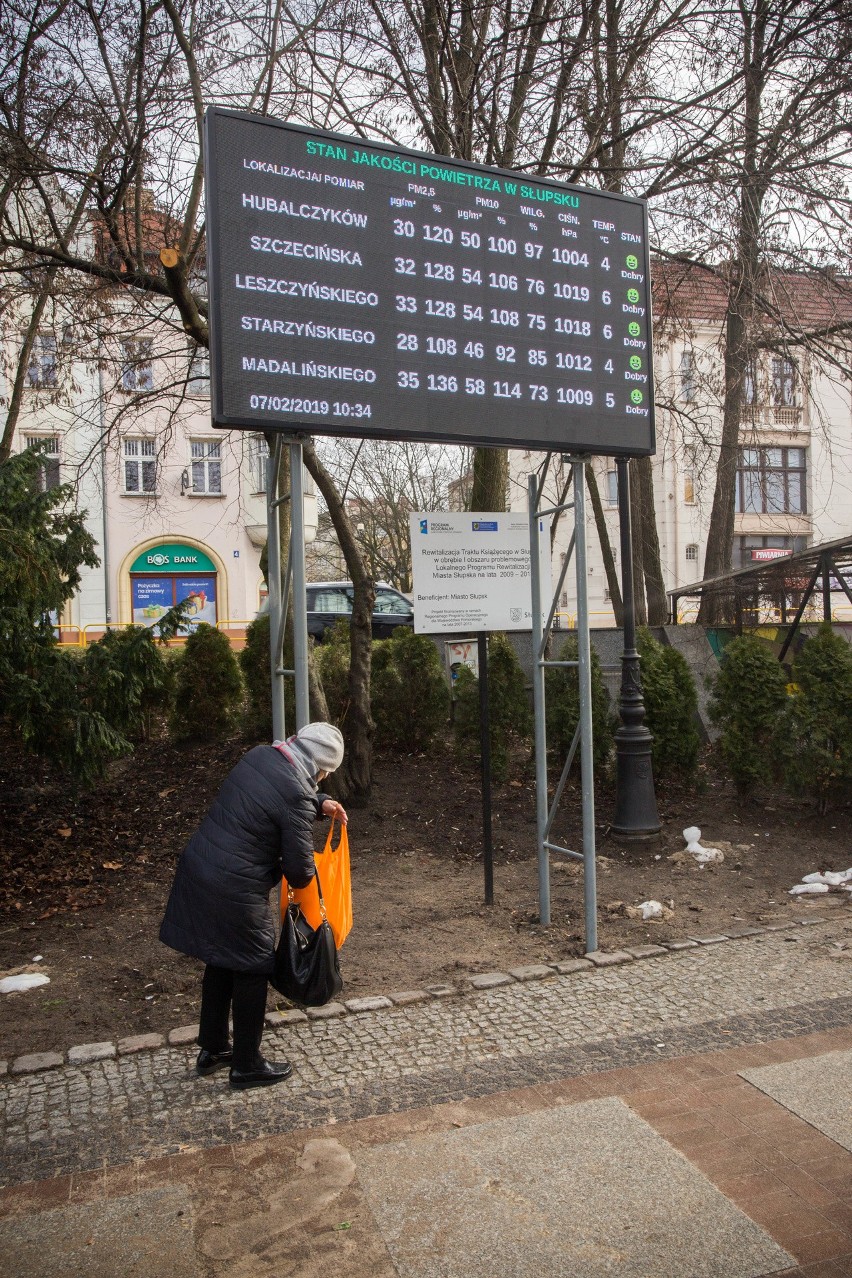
left=314, top=438, right=471, bottom=589
left=659, top=1, right=852, bottom=625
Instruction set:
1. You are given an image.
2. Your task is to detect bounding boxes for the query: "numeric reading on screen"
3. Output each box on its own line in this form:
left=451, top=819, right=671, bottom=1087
left=205, top=110, right=654, bottom=454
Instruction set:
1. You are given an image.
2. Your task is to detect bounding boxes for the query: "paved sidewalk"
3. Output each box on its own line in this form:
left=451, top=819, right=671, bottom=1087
left=1, top=915, right=851, bottom=1276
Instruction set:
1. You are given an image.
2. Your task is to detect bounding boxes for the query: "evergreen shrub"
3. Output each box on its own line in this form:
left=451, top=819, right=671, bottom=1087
left=238, top=612, right=295, bottom=738
left=170, top=623, right=243, bottom=740
left=545, top=633, right=614, bottom=773
left=372, top=628, right=449, bottom=751
left=83, top=625, right=174, bottom=740
left=707, top=633, right=787, bottom=794
left=452, top=632, right=531, bottom=782
left=636, top=628, right=700, bottom=778
left=314, top=620, right=352, bottom=727
left=783, top=624, right=852, bottom=813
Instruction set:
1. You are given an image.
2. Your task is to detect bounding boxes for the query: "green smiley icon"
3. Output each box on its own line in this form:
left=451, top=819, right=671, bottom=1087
left=628, top=322, right=641, bottom=336
left=630, top=390, right=643, bottom=404
left=627, top=288, right=640, bottom=303
left=626, top=254, right=638, bottom=269
left=629, top=356, right=642, bottom=370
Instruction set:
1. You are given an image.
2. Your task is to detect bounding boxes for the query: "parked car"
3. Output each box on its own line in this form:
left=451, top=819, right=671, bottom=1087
left=258, top=581, right=414, bottom=641
left=307, top=581, right=414, bottom=641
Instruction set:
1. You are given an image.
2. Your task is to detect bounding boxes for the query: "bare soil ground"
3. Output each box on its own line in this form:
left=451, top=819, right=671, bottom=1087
left=1, top=727, right=849, bottom=1060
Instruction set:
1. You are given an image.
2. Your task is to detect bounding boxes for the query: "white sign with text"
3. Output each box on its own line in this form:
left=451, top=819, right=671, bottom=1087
left=410, top=512, right=551, bottom=634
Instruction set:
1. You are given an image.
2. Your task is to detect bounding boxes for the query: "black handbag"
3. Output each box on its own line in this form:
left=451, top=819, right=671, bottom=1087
left=271, top=869, right=343, bottom=1006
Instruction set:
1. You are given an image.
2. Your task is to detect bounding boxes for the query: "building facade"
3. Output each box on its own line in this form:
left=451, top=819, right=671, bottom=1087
left=5, top=258, right=851, bottom=636
left=5, top=293, right=319, bottom=642
left=509, top=265, right=852, bottom=626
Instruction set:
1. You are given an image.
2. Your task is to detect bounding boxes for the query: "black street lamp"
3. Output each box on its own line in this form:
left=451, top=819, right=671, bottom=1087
left=612, top=457, right=661, bottom=838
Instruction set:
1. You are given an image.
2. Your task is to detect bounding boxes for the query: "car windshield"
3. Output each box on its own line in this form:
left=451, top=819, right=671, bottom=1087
left=374, top=590, right=411, bottom=614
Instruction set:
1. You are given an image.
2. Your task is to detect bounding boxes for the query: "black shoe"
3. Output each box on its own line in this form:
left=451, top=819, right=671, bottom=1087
left=229, top=1059, right=293, bottom=1091
left=196, top=1047, right=233, bottom=1076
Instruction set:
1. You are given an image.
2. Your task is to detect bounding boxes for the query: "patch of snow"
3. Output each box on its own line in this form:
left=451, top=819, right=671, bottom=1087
left=0, top=973, right=50, bottom=994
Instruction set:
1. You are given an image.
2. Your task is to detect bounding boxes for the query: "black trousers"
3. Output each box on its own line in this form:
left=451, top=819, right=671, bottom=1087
left=198, top=965, right=268, bottom=1071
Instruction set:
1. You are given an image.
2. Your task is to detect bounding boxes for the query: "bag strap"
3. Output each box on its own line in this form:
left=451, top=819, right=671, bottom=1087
left=286, top=860, right=329, bottom=924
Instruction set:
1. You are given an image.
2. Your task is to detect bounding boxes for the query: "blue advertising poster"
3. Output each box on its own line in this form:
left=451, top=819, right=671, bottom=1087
left=175, top=576, right=217, bottom=627
left=132, top=576, right=173, bottom=626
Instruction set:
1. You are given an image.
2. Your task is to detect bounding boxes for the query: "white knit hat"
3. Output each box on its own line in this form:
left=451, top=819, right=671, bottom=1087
left=290, top=722, right=344, bottom=776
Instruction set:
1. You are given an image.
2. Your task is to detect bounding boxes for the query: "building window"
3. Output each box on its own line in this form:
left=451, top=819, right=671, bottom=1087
left=735, top=534, right=808, bottom=569
left=123, top=438, right=157, bottom=493
left=120, top=339, right=154, bottom=393
left=743, top=358, right=759, bottom=405
left=771, top=357, right=797, bottom=407
left=679, top=350, right=695, bottom=402
left=187, top=344, right=210, bottom=396
left=190, top=440, right=222, bottom=494
left=606, top=470, right=618, bottom=506
left=24, top=334, right=58, bottom=388
left=24, top=435, right=61, bottom=490
left=736, top=447, right=806, bottom=515
left=685, top=543, right=698, bottom=562
left=251, top=436, right=269, bottom=492
left=683, top=472, right=695, bottom=504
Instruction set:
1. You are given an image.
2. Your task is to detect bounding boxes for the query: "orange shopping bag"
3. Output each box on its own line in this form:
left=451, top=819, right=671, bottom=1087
left=281, top=820, right=352, bottom=948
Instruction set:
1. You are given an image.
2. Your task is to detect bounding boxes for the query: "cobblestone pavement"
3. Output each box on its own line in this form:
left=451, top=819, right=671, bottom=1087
left=2, top=919, right=850, bottom=1189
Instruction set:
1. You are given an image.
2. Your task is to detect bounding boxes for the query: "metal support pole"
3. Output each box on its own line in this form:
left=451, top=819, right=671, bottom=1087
left=289, top=439, right=310, bottom=728
left=778, top=561, right=821, bottom=663
left=612, top=457, right=660, bottom=838
left=822, top=554, right=832, bottom=623
left=477, top=632, right=494, bottom=906
left=529, top=474, right=551, bottom=925
left=572, top=459, right=597, bottom=954
left=267, top=437, right=287, bottom=741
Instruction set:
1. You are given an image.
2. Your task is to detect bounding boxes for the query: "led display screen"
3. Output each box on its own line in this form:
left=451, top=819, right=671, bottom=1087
left=205, top=108, right=655, bottom=456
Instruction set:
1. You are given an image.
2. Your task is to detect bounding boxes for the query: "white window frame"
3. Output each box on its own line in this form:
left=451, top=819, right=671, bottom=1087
left=24, top=334, right=58, bottom=389
left=771, top=356, right=797, bottom=408
left=24, top=434, right=61, bottom=489
left=190, top=439, right=223, bottom=496
left=120, top=339, right=154, bottom=393
left=679, top=349, right=696, bottom=403
left=122, top=437, right=157, bottom=494
left=605, top=470, right=618, bottom=506
left=685, top=544, right=698, bottom=562
left=250, top=435, right=270, bottom=493
left=187, top=343, right=210, bottom=396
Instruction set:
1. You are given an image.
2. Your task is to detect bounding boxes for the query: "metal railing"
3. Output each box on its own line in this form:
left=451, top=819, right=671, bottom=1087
left=53, top=620, right=255, bottom=648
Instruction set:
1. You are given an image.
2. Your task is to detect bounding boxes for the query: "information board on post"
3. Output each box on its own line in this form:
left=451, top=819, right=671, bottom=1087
left=410, top=512, right=550, bottom=634
left=204, top=109, right=655, bottom=456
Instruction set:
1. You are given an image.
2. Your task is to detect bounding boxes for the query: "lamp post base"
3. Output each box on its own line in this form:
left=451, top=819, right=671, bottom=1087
left=611, top=726, right=662, bottom=838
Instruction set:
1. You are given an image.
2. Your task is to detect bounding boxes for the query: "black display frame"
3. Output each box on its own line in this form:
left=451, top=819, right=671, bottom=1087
left=204, top=107, right=655, bottom=457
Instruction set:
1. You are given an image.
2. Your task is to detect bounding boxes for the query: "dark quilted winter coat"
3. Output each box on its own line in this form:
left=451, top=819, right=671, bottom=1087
left=159, top=745, right=327, bottom=973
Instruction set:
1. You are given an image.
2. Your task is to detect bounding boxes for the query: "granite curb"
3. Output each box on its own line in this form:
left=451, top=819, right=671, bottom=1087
left=1, top=915, right=832, bottom=1080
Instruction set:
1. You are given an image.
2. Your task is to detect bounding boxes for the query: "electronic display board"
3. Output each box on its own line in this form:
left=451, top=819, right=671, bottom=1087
left=204, top=108, right=655, bottom=456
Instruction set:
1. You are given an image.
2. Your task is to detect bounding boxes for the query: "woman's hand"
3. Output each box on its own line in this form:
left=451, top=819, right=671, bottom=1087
left=322, top=798, right=348, bottom=825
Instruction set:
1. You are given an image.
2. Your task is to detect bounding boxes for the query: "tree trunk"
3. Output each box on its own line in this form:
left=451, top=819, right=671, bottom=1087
left=629, top=461, right=647, bottom=626
left=0, top=270, right=58, bottom=463
left=470, top=447, right=508, bottom=512
left=302, top=438, right=375, bottom=800
left=696, top=300, right=749, bottom=625
left=585, top=464, right=623, bottom=626
left=636, top=455, right=667, bottom=625
left=697, top=7, right=767, bottom=626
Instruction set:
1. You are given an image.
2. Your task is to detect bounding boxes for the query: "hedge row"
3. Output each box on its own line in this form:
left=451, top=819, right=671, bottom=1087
left=708, top=625, right=852, bottom=811
left=48, top=615, right=851, bottom=810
